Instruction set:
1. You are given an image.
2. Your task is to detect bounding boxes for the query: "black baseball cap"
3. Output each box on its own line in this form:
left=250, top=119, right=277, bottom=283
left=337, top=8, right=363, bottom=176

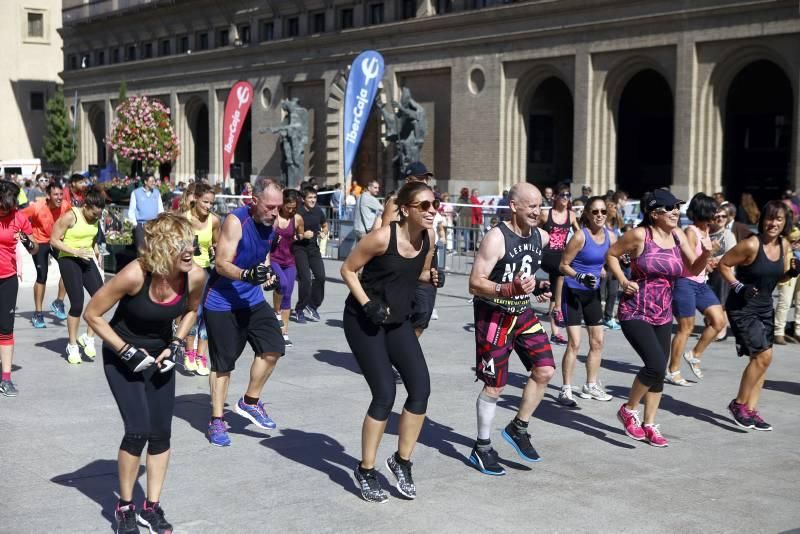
left=403, top=162, right=433, bottom=180
left=645, top=189, right=684, bottom=212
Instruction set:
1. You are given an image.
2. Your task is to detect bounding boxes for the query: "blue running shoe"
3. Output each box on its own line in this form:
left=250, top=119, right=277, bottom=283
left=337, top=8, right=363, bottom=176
left=208, top=419, right=231, bottom=446
left=469, top=445, right=506, bottom=476
left=305, top=306, right=321, bottom=321
left=502, top=422, right=542, bottom=462
left=50, top=299, right=67, bottom=320
left=31, top=313, right=46, bottom=328
left=294, top=309, right=307, bottom=324
left=235, top=397, right=277, bottom=429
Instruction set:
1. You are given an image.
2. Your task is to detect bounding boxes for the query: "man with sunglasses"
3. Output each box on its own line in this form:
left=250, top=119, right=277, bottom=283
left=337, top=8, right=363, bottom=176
left=203, top=177, right=285, bottom=447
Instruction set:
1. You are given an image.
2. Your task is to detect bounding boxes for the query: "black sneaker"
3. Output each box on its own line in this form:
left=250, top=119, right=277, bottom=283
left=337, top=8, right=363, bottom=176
left=469, top=445, right=506, bottom=476
left=502, top=422, right=542, bottom=462
left=353, top=465, right=389, bottom=503
left=748, top=409, right=773, bottom=431
left=115, top=504, right=139, bottom=534
left=137, top=502, right=173, bottom=533
left=385, top=454, right=416, bottom=499
left=727, top=399, right=754, bottom=429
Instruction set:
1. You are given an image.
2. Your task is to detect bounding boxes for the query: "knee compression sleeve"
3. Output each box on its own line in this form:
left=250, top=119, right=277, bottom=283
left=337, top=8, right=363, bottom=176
left=120, top=434, right=147, bottom=456
left=147, top=435, right=171, bottom=455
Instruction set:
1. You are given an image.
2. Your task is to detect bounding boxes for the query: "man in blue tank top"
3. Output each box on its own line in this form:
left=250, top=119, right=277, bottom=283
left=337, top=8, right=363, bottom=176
left=203, top=177, right=285, bottom=447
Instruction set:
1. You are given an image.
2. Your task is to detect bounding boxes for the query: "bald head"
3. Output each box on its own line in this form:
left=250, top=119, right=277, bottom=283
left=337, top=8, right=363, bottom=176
left=508, top=182, right=542, bottom=230
left=509, top=182, right=541, bottom=205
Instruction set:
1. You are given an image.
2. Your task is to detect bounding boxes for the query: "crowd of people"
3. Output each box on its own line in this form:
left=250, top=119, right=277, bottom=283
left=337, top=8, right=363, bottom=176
left=1, top=166, right=799, bottom=532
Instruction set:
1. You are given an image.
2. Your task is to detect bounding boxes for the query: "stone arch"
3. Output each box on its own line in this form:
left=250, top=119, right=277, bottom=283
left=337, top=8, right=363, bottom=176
left=85, top=103, right=106, bottom=168
left=500, top=64, right=573, bottom=191
left=184, top=95, right=209, bottom=179
left=694, top=45, right=795, bottom=197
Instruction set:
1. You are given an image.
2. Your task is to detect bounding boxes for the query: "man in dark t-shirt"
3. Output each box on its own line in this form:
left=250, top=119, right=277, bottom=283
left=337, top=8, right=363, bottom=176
left=293, top=186, right=329, bottom=323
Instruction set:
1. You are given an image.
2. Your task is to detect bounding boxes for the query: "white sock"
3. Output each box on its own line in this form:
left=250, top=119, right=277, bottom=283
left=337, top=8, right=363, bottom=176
left=476, top=391, right=497, bottom=441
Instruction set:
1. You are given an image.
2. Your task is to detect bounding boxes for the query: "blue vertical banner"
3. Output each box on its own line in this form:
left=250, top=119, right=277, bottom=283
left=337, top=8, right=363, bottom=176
left=343, top=50, right=384, bottom=181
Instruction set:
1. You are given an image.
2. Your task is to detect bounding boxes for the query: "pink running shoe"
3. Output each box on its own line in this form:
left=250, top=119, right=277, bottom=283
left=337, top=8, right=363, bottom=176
left=617, top=404, right=646, bottom=441
left=643, top=424, right=669, bottom=447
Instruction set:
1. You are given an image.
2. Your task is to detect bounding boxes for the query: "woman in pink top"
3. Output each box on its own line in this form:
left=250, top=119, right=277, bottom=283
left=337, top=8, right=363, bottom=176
left=606, top=189, right=711, bottom=447
left=666, top=193, right=726, bottom=386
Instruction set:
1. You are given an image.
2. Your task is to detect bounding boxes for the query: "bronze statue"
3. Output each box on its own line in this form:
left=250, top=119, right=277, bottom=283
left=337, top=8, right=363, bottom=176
left=260, top=98, right=309, bottom=186
left=378, top=87, right=427, bottom=179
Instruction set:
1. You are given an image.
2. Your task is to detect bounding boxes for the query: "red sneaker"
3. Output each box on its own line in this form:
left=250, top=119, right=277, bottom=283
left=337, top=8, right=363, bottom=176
left=643, top=424, right=669, bottom=447
left=617, top=404, right=646, bottom=441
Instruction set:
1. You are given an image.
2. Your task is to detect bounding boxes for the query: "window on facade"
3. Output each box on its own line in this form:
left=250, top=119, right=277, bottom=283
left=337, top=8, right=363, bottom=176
left=67, top=54, right=77, bottom=70
left=260, top=20, right=274, bottom=41
left=178, top=35, right=189, bottom=53
left=126, top=45, right=136, bottom=61
left=238, top=24, right=251, bottom=44
left=95, top=50, right=105, bottom=66
left=142, top=42, right=153, bottom=59
left=27, top=11, right=44, bottom=38
left=160, top=39, right=171, bottom=56
left=286, top=17, right=299, bottom=37
left=197, top=32, right=209, bottom=50
left=30, top=92, right=45, bottom=111
left=369, top=3, right=384, bottom=24
left=340, top=8, right=354, bottom=29
left=401, top=0, right=416, bottom=19
left=217, top=28, right=229, bottom=47
left=311, top=12, right=326, bottom=33
left=436, top=0, right=453, bottom=13
left=111, top=47, right=120, bottom=64
left=528, top=114, right=554, bottom=163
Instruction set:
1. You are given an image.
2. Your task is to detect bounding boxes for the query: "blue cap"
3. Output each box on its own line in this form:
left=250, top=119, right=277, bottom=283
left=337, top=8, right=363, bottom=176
left=403, top=162, right=433, bottom=180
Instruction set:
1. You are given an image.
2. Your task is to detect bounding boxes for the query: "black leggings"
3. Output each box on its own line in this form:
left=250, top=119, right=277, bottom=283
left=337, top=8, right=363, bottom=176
left=601, top=275, right=619, bottom=321
left=33, top=244, right=59, bottom=285
left=57, top=256, right=103, bottom=317
left=0, top=276, right=18, bottom=345
left=294, top=243, right=325, bottom=311
left=343, top=308, right=430, bottom=421
left=103, top=347, right=175, bottom=456
left=620, top=320, right=671, bottom=393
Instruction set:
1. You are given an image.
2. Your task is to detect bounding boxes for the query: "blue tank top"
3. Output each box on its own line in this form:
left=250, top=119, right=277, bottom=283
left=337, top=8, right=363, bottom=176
left=564, top=227, right=609, bottom=291
left=204, top=206, right=275, bottom=311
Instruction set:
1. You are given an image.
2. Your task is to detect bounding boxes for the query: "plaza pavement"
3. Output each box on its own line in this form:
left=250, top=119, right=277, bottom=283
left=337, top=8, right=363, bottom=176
left=1, top=259, right=799, bottom=533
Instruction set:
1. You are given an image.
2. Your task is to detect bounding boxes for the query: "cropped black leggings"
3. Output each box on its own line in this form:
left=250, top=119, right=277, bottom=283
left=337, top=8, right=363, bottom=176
left=620, top=320, right=671, bottom=393
left=103, top=347, right=175, bottom=456
left=57, top=256, right=103, bottom=318
left=343, top=308, right=430, bottom=421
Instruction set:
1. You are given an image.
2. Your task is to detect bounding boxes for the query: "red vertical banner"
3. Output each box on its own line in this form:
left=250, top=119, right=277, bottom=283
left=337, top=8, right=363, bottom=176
left=222, top=80, right=254, bottom=185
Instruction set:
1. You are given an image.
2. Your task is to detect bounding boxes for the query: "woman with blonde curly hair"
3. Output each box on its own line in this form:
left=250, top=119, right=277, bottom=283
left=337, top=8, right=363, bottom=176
left=85, top=213, right=205, bottom=533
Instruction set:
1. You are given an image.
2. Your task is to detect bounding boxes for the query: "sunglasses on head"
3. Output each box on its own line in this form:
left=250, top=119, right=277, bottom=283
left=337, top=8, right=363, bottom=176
left=408, top=199, right=441, bottom=211
left=590, top=208, right=607, bottom=215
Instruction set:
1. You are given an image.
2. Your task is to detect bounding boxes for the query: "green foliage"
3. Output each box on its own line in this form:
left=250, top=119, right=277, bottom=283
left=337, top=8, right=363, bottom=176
left=42, top=87, right=76, bottom=173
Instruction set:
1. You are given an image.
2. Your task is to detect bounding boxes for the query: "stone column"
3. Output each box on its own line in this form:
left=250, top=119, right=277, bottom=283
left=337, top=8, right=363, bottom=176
left=572, top=47, right=591, bottom=191
left=671, top=38, right=696, bottom=201
left=208, top=87, right=220, bottom=184
left=792, top=67, right=800, bottom=191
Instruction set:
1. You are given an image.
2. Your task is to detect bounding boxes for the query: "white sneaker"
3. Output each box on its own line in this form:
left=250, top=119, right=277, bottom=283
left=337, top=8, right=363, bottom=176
left=78, top=333, right=96, bottom=359
left=557, top=387, right=578, bottom=407
left=579, top=383, right=612, bottom=401
left=283, top=334, right=293, bottom=348
left=431, top=309, right=439, bottom=321
left=66, top=344, right=82, bottom=364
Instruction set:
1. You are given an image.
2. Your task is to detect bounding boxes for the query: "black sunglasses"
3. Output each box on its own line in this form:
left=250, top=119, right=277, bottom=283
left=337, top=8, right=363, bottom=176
left=558, top=192, right=571, bottom=198
left=590, top=209, right=607, bottom=215
left=408, top=199, right=441, bottom=211
left=654, top=204, right=681, bottom=213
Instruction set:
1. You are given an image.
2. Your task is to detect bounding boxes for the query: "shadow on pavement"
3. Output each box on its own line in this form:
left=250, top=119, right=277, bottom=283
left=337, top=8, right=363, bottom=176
left=51, top=459, right=144, bottom=530
left=173, top=393, right=268, bottom=441
left=34, top=337, right=69, bottom=358
left=324, top=318, right=344, bottom=329
left=260, top=429, right=363, bottom=498
left=764, top=379, right=800, bottom=396
left=312, top=349, right=361, bottom=375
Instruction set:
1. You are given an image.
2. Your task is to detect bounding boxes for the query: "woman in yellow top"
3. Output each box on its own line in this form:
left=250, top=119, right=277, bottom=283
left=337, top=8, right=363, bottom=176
left=181, top=183, right=220, bottom=375
left=51, top=186, right=106, bottom=364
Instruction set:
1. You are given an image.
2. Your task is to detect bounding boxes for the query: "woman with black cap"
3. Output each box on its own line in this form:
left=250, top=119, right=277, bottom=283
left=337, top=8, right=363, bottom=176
left=607, top=189, right=711, bottom=447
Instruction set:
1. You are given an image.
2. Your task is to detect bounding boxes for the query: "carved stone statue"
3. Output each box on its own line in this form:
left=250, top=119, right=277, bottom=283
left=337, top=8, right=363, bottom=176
left=260, top=98, right=309, bottom=186
left=378, top=87, right=427, bottom=179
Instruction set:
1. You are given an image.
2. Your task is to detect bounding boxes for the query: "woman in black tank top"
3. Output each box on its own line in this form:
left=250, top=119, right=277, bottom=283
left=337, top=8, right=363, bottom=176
left=84, top=214, right=206, bottom=533
left=341, top=181, right=440, bottom=503
left=720, top=201, right=799, bottom=431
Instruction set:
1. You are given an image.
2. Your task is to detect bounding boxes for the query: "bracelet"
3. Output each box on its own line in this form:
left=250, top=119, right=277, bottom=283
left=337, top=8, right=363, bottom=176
left=727, top=279, right=742, bottom=289
left=169, top=336, right=186, bottom=347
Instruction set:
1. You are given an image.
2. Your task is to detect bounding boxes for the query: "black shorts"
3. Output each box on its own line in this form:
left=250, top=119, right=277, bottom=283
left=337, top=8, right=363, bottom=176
left=728, top=303, right=774, bottom=357
left=541, top=250, right=563, bottom=278
left=33, top=244, right=59, bottom=284
left=411, top=283, right=437, bottom=330
left=204, top=302, right=285, bottom=373
left=561, top=284, right=603, bottom=327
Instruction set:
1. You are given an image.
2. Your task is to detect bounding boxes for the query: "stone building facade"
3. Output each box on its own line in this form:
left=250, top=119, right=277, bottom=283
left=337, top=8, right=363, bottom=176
left=61, top=0, right=799, bottom=203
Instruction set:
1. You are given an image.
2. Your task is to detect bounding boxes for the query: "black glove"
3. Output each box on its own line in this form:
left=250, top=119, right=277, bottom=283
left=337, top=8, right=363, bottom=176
left=209, top=246, right=216, bottom=265
left=620, top=253, right=632, bottom=268
left=786, top=258, right=799, bottom=279
left=193, top=235, right=201, bottom=257
left=241, top=264, right=269, bottom=285
left=733, top=282, right=758, bottom=299
left=118, top=344, right=155, bottom=373
left=575, top=272, right=598, bottom=289
left=363, top=300, right=390, bottom=325
left=262, top=265, right=280, bottom=292
left=431, top=268, right=445, bottom=288
left=18, top=232, right=35, bottom=252
left=532, top=278, right=550, bottom=297
left=160, top=337, right=185, bottom=373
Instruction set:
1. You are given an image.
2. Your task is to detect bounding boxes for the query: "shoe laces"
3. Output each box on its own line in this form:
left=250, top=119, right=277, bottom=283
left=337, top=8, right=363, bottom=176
left=747, top=408, right=765, bottom=424
left=209, top=419, right=226, bottom=433
left=395, top=459, right=414, bottom=484
left=646, top=424, right=663, bottom=438
left=624, top=407, right=643, bottom=427
left=481, top=447, right=500, bottom=465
